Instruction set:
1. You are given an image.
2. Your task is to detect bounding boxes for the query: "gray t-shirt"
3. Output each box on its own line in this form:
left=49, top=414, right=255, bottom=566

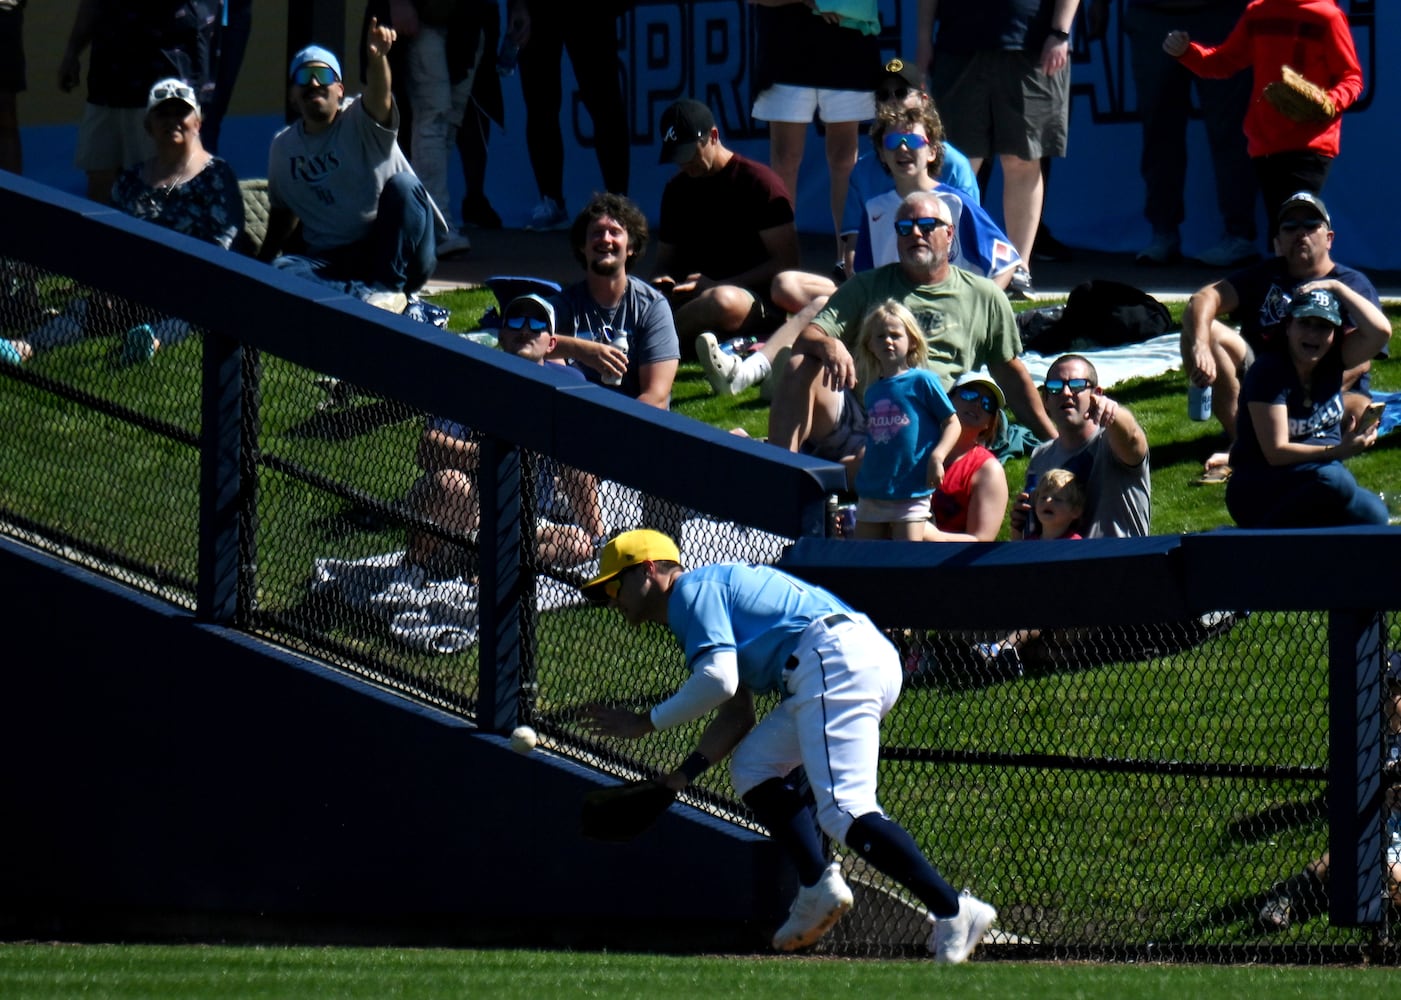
left=267, top=95, right=417, bottom=254
left=1026, top=427, right=1152, bottom=538
left=551, top=276, right=680, bottom=401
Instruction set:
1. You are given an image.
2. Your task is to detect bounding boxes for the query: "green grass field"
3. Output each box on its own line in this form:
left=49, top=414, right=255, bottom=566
left=0, top=943, right=1396, bottom=998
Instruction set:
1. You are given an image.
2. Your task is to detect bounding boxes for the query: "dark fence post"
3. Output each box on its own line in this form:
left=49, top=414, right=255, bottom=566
left=1327, top=609, right=1387, bottom=927
left=476, top=435, right=523, bottom=733
left=196, top=332, right=243, bottom=624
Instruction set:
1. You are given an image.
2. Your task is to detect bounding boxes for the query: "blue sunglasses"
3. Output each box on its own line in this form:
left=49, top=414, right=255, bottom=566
left=504, top=315, right=549, bottom=332
left=292, top=65, right=340, bottom=88
left=894, top=217, right=949, bottom=238
left=882, top=132, right=930, bottom=152
left=956, top=387, right=998, bottom=413
left=1042, top=377, right=1093, bottom=395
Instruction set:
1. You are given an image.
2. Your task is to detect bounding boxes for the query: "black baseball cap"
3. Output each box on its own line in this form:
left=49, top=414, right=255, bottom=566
left=658, top=99, right=714, bottom=166
left=882, top=57, right=922, bottom=90
left=1277, top=191, right=1331, bottom=228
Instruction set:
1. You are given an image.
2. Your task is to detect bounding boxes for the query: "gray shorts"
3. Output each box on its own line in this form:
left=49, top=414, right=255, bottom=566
left=931, top=49, right=1070, bottom=161
left=74, top=103, right=152, bottom=174
left=803, top=387, right=868, bottom=462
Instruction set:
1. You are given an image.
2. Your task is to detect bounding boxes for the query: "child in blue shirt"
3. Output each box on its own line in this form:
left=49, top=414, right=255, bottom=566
left=852, top=299, right=959, bottom=540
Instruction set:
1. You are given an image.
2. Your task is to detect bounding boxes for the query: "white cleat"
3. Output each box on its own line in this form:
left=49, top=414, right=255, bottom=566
left=771, top=862, right=854, bottom=952
left=928, top=888, right=997, bottom=963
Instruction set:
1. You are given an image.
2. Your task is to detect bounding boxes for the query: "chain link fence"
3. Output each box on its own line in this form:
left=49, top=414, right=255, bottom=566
left=2, top=238, right=1397, bottom=963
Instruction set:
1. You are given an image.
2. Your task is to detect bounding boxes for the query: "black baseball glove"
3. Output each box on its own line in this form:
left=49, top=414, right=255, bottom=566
left=579, top=779, right=678, bottom=842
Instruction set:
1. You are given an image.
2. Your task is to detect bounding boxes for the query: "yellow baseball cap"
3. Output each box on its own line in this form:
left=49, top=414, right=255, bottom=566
left=581, top=529, right=681, bottom=602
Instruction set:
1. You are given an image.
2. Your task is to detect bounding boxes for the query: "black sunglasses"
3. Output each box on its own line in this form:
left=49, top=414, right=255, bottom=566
left=1042, top=377, right=1094, bottom=395
left=292, top=65, right=340, bottom=88
left=893, top=217, right=949, bottom=238
left=1278, top=219, right=1325, bottom=234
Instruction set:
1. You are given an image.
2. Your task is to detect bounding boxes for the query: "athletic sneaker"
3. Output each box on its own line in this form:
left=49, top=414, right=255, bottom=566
left=1259, top=892, right=1293, bottom=931
left=436, top=229, right=472, bottom=258
left=525, top=196, right=569, bottom=231
left=929, top=889, right=997, bottom=963
left=696, top=331, right=743, bottom=396
left=771, top=862, right=854, bottom=951
left=362, top=288, right=408, bottom=314
left=1006, top=266, right=1035, bottom=301
left=1136, top=231, right=1181, bottom=266
left=1196, top=235, right=1260, bottom=269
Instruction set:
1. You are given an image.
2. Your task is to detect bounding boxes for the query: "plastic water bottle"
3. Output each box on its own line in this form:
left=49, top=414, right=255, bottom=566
left=497, top=37, right=519, bottom=76
left=1188, top=383, right=1213, bottom=421
left=602, top=327, right=628, bottom=386
left=1022, top=473, right=1040, bottom=539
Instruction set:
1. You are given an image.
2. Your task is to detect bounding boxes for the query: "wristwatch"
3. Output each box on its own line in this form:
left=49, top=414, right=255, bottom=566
left=1048, top=28, right=1070, bottom=41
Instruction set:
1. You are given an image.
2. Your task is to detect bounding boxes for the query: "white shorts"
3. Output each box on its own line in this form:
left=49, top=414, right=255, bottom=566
left=856, top=496, right=931, bottom=524
left=728, top=613, right=902, bottom=845
left=752, top=83, right=875, bottom=125
left=74, top=103, right=152, bottom=174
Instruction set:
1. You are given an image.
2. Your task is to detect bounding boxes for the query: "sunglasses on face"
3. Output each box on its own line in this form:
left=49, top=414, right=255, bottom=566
left=881, top=132, right=931, bottom=152
left=1042, top=377, right=1094, bottom=395
left=1278, top=219, right=1325, bottom=234
left=292, top=64, right=340, bottom=88
left=893, top=217, right=949, bottom=238
left=956, top=387, right=998, bottom=413
left=876, top=84, right=914, bottom=102
left=504, top=315, right=549, bottom=332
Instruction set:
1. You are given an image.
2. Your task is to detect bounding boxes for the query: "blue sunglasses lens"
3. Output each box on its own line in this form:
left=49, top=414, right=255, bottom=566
left=1043, top=378, right=1092, bottom=394
left=293, top=65, right=339, bottom=87
left=957, top=387, right=996, bottom=412
left=882, top=132, right=930, bottom=152
left=505, top=316, right=548, bottom=332
left=894, top=217, right=945, bottom=238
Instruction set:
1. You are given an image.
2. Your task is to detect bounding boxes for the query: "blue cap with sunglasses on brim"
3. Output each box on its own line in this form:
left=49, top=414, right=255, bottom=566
left=501, top=293, right=556, bottom=334
left=289, top=45, right=342, bottom=83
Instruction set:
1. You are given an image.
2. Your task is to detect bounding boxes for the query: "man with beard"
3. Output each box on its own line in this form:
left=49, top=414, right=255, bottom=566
left=1014, top=354, right=1150, bottom=539
left=259, top=21, right=443, bottom=313
left=1181, top=192, right=1386, bottom=474
left=767, top=190, right=1053, bottom=485
left=549, top=192, right=680, bottom=409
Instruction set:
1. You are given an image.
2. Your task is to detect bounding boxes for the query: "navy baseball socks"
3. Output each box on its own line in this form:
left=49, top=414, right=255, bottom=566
left=846, top=812, right=996, bottom=962
left=744, top=777, right=854, bottom=951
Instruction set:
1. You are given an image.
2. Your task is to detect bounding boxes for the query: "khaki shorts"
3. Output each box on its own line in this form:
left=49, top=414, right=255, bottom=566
left=931, top=49, right=1069, bottom=161
left=74, top=103, right=152, bottom=174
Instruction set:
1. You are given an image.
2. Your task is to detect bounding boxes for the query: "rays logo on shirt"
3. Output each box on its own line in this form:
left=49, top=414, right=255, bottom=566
left=867, top=398, right=912, bottom=445
left=1260, top=284, right=1293, bottom=333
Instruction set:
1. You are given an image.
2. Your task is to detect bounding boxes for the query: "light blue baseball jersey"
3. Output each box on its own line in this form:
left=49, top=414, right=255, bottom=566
left=666, top=564, right=852, bottom=696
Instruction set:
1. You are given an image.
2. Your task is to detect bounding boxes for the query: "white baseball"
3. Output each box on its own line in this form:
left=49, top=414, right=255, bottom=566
left=509, top=725, right=538, bottom=753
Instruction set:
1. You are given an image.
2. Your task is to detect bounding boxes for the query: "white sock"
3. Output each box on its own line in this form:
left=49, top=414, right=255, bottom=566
left=731, top=351, right=771, bottom=393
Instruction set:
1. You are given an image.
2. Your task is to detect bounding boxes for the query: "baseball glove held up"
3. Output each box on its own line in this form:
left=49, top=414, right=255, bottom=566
left=579, top=780, right=678, bottom=842
left=1263, top=65, right=1337, bottom=124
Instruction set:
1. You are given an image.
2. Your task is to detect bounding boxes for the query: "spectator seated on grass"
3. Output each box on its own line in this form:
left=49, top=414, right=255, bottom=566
left=403, top=293, right=605, bottom=579
left=1, top=78, right=242, bottom=368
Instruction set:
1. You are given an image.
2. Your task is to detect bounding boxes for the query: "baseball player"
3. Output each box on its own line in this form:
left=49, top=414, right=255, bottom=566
left=581, top=529, right=997, bottom=961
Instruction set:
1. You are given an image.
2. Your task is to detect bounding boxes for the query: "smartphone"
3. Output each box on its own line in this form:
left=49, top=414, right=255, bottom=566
left=1355, top=400, right=1386, bottom=434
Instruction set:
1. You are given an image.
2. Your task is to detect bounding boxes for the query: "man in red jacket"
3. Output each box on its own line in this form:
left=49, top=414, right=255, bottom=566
left=1164, top=0, right=1363, bottom=225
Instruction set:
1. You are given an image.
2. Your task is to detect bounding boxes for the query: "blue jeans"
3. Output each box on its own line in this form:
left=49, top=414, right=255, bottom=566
left=273, top=172, right=438, bottom=296
left=1125, top=4, right=1257, bottom=240
left=1227, top=461, right=1388, bottom=528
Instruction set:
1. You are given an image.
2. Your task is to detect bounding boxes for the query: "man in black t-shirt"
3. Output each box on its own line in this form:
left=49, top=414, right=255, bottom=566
left=652, top=99, right=801, bottom=354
